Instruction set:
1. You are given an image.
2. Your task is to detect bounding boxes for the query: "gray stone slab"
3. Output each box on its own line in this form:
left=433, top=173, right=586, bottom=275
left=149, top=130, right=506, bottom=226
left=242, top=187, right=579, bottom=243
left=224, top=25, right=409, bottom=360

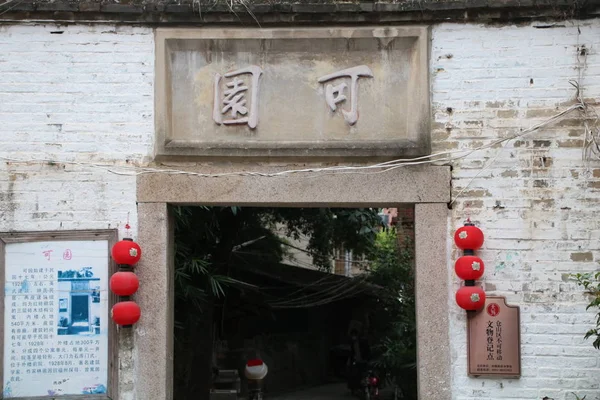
left=134, top=203, right=174, bottom=400
left=155, top=26, right=430, bottom=159
left=136, top=165, right=451, bottom=205
left=415, top=203, right=451, bottom=400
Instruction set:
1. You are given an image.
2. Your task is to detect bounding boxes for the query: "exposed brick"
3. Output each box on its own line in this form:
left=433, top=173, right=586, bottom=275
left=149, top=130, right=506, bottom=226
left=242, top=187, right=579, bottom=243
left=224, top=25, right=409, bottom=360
left=433, top=20, right=600, bottom=399
left=570, top=252, right=594, bottom=262
left=497, top=109, right=519, bottom=118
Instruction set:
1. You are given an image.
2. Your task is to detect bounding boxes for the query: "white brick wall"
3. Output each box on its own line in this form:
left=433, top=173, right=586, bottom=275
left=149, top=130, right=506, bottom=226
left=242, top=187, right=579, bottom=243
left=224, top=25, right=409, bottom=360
left=0, top=24, right=154, bottom=400
left=432, top=20, right=600, bottom=400
left=0, top=24, right=153, bottom=232
left=1, top=19, right=600, bottom=400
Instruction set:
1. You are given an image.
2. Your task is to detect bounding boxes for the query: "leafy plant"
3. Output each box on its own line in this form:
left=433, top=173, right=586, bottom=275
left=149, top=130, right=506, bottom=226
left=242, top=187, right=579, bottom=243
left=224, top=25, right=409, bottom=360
left=263, top=207, right=382, bottom=271
left=573, top=271, right=600, bottom=350
left=367, top=228, right=417, bottom=399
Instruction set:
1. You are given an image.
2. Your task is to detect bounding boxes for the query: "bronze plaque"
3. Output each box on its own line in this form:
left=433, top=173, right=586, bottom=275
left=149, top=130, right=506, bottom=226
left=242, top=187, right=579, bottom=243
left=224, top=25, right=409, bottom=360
left=467, top=296, right=521, bottom=377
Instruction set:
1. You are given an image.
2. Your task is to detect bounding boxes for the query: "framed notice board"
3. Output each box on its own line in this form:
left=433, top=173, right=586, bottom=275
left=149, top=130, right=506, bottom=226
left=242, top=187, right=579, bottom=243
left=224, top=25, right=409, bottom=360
left=0, top=230, right=119, bottom=399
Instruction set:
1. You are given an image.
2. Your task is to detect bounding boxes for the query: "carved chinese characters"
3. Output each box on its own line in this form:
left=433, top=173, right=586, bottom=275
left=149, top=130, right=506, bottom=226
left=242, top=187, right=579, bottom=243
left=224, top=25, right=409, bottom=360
left=318, top=66, right=373, bottom=126
left=213, top=66, right=263, bottom=129
left=157, top=27, right=430, bottom=157
left=212, top=65, right=373, bottom=129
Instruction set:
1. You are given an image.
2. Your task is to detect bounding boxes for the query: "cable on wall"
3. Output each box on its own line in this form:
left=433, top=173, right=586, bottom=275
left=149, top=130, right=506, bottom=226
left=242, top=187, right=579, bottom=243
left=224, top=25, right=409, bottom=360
left=0, top=95, right=596, bottom=206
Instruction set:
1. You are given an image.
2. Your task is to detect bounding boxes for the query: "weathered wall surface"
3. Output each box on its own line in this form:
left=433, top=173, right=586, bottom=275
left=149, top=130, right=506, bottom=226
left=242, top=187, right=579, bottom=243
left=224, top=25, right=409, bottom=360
left=432, top=21, right=600, bottom=399
left=1, top=19, right=600, bottom=400
left=0, top=24, right=154, bottom=400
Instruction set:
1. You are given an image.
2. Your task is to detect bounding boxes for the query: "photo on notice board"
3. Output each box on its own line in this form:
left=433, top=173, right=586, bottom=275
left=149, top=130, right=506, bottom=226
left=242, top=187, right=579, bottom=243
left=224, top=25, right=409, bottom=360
left=57, top=267, right=102, bottom=336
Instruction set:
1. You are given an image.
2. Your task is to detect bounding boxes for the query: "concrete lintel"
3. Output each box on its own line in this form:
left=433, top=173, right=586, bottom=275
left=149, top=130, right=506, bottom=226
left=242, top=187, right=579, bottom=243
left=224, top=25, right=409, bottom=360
left=136, top=165, right=451, bottom=205
left=415, top=203, right=451, bottom=400
left=134, top=203, right=174, bottom=400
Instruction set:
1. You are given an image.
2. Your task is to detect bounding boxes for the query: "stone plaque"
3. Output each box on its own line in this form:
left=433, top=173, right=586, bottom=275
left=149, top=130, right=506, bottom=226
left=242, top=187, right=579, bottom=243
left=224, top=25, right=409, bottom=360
left=467, top=296, right=521, bottom=377
left=155, top=27, right=430, bottom=159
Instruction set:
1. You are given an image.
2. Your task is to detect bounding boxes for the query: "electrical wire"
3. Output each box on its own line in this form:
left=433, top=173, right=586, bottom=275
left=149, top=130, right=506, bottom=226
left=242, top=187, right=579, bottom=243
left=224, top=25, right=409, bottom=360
left=0, top=91, right=593, bottom=207
left=268, top=279, right=352, bottom=307
left=0, top=0, right=17, bottom=7
left=269, top=280, right=368, bottom=309
left=0, top=104, right=581, bottom=179
left=231, top=249, right=345, bottom=290
left=229, top=248, right=371, bottom=307
left=0, top=0, right=22, bottom=16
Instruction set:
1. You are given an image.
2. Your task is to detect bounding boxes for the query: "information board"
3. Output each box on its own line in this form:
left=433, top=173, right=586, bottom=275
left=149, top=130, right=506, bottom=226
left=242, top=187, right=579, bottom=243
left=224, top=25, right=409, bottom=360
left=1, top=233, right=115, bottom=398
left=467, top=296, right=521, bottom=377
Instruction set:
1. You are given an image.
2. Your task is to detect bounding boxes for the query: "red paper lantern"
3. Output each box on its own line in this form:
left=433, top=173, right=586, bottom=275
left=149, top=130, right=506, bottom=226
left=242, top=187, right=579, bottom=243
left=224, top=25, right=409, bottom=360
left=111, top=301, right=141, bottom=326
left=456, top=286, right=486, bottom=310
left=455, top=256, right=485, bottom=281
left=110, top=271, right=139, bottom=297
left=454, top=224, right=484, bottom=250
left=111, top=239, right=142, bottom=266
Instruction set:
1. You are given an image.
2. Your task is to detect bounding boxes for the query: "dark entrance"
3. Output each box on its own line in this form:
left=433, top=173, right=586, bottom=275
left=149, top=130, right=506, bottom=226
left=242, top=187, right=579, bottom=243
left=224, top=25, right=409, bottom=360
left=173, top=206, right=417, bottom=400
left=69, top=295, right=89, bottom=335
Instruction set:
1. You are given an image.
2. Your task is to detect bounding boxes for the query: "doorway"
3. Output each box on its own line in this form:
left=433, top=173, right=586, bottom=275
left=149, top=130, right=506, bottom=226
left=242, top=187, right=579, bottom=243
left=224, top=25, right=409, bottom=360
left=134, top=165, right=452, bottom=400
left=70, top=295, right=90, bottom=335
left=172, top=206, right=417, bottom=400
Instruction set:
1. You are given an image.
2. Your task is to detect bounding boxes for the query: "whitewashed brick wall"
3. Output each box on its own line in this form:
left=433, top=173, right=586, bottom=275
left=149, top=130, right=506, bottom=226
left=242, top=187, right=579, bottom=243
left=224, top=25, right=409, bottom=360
left=1, top=19, right=600, bottom=400
left=0, top=24, right=153, bottom=232
left=432, top=21, right=600, bottom=400
left=0, top=24, right=154, bottom=400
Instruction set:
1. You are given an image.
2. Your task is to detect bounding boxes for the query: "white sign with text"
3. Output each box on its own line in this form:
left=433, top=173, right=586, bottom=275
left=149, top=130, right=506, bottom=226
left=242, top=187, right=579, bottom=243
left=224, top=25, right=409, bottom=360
left=3, top=240, right=109, bottom=397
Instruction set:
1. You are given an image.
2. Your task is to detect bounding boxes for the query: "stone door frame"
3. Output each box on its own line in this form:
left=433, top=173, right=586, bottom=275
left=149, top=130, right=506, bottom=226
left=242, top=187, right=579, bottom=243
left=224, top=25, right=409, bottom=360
left=134, top=165, right=452, bottom=400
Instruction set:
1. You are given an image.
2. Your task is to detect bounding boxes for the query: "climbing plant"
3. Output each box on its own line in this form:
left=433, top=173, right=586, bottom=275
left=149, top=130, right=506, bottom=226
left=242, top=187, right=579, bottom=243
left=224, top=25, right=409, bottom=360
left=573, top=270, right=600, bottom=349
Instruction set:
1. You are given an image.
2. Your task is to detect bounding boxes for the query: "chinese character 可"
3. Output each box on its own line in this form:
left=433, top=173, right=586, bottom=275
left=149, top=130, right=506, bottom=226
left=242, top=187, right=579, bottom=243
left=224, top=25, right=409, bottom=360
left=42, top=250, right=53, bottom=261
left=318, top=65, right=373, bottom=126
left=213, top=66, right=263, bottom=129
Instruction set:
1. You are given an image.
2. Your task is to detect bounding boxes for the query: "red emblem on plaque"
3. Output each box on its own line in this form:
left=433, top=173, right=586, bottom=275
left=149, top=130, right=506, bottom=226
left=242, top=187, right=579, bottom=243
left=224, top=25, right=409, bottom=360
left=487, top=303, right=500, bottom=317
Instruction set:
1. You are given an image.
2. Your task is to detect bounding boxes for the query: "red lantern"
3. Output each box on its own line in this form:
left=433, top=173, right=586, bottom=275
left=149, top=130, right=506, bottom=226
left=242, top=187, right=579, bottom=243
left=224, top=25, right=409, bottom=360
left=454, top=224, right=484, bottom=250
left=110, top=271, right=139, bottom=296
left=455, top=256, right=485, bottom=281
left=111, top=301, right=141, bottom=326
left=111, top=239, right=142, bottom=266
left=455, top=286, right=486, bottom=310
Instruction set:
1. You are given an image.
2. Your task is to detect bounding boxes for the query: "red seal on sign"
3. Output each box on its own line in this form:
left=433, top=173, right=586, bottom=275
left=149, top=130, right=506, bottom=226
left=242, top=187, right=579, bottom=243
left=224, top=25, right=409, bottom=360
left=487, top=303, right=500, bottom=317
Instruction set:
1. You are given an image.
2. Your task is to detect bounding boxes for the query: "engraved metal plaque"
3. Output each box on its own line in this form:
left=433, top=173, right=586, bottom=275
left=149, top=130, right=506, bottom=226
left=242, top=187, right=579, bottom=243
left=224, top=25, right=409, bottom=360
left=467, top=296, right=521, bottom=377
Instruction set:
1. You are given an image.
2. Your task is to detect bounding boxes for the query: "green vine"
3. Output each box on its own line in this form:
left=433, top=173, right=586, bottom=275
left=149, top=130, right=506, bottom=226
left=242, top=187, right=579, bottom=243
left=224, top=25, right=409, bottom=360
left=573, top=271, right=600, bottom=350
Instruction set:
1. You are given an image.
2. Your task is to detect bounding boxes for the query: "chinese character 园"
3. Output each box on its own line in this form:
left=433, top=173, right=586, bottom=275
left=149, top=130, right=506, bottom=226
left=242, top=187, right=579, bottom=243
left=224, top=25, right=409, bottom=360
left=213, top=66, right=263, bottom=129
left=318, top=65, right=373, bottom=126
